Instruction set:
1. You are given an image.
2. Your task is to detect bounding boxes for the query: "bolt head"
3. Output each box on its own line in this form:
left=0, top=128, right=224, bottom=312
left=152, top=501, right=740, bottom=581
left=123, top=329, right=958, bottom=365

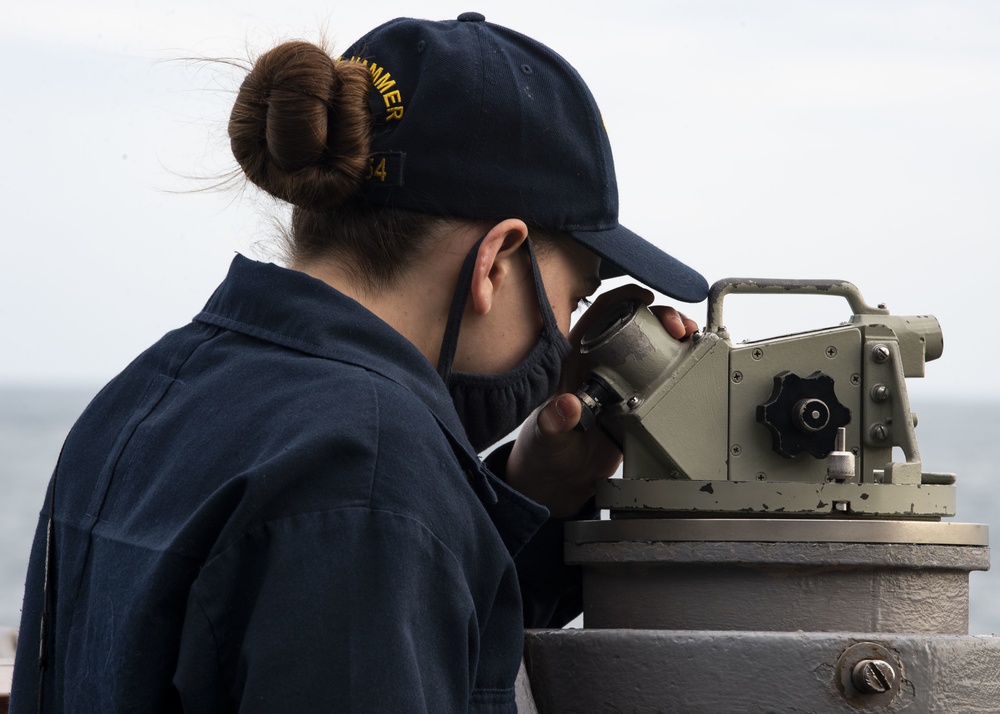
left=836, top=642, right=900, bottom=705
left=869, top=423, right=890, bottom=442
left=871, top=344, right=891, bottom=363
left=852, top=659, right=896, bottom=694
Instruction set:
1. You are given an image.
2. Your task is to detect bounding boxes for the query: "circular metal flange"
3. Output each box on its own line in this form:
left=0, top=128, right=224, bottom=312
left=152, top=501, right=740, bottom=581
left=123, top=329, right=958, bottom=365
left=566, top=518, right=988, bottom=547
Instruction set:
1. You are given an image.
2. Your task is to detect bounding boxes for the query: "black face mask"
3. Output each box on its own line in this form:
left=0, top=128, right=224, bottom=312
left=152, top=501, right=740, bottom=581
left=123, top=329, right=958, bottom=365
left=437, top=238, right=572, bottom=452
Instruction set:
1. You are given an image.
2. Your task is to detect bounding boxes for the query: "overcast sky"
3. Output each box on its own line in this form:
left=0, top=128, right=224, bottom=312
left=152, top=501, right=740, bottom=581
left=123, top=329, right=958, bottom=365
left=2, top=1, right=999, bottom=402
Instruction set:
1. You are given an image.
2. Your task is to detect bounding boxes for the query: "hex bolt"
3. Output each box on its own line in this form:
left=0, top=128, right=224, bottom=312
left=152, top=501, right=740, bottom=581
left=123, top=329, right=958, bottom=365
left=751, top=348, right=763, bottom=360
left=871, top=344, right=891, bottom=363
left=731, top=371, right=743, bottom=384
left=871, top=383, right=890, bottom=402
left=826, top=346, right=838, bottom=358
left=870, top=423, right=890, bottom=442
left=852, top=659, right=896, bottom=694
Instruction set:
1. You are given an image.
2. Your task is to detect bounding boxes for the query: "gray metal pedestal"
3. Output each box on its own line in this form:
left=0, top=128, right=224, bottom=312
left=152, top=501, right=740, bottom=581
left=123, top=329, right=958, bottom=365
left=524, top=629, right=1000, bottom=712
left=523, top=518, right=997, bottom=712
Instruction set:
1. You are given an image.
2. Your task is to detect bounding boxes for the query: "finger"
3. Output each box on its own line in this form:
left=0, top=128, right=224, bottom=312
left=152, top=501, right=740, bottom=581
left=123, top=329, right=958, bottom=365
left=681, top=314, right=699, bottom=336
left=667, top=309, right=700, bottom=337
left=650, top=306, right=690, bottom=340
left=535, top=393, right=583, bottom=436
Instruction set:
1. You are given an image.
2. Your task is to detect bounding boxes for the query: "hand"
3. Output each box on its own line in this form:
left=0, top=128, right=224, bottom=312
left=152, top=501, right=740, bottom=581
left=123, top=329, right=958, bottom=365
left=505, top=285, right=698, bottom=517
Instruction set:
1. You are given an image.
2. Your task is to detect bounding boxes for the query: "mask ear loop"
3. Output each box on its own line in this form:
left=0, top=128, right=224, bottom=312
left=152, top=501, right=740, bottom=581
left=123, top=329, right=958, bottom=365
left=437, top=236, right=563, bottom=384
left=523, top=238, right=562, bottom=338
left=436, top=235, right=487, bottom=383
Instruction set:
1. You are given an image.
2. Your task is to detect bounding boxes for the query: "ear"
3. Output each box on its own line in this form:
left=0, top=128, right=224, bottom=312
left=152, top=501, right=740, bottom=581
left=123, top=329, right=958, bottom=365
left=469, top=219, right=530, bottom=315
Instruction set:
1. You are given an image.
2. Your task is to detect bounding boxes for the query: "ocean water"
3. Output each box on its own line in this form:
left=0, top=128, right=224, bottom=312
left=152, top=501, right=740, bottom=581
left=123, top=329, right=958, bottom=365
left=1, top=387, right=997, bottom=636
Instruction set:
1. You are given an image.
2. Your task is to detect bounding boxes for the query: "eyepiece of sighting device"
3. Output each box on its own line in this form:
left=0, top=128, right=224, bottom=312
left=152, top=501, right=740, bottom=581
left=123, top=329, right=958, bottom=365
left=574, top=374, right=619, bottom=432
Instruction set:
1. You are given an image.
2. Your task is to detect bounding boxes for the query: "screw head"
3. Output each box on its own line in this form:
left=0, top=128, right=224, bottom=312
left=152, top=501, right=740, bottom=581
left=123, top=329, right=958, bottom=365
left=731, top=371, right=743, bottom=384
left=871, top=383, right=890, bottom=402
left=852, top=659, right=896, bottom=694
left=626, top=396, right=641, bottom=409
left=751, top=348, right=763, bottom=360
left=755, top=472, right=766, bottom=481
left=836, top=642, right=900, bottom=705
left=826, top=345, right=838, bottom=358
left=870, top=423, right=890, bottom=442
left=850, top=373, right=861, bottom=386
left=730, top=444, right=742, bottom=456
left=871, top=344, right=891, bottom=363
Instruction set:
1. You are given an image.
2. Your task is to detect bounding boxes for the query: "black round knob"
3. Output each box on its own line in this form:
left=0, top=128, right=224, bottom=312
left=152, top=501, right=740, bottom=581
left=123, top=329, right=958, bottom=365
left=757, top=371, right=851, bottom=458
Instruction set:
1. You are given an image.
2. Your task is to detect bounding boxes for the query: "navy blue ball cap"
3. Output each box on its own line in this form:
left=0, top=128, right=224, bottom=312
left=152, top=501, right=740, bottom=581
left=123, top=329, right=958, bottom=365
left=342, top=13, right=708, bottom=303
left=573, top=224, right=709, bottom=304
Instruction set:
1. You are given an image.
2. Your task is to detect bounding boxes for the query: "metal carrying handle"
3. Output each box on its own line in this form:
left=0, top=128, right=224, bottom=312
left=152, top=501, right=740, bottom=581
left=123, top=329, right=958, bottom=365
left=706, top=278, right=889, bottom=335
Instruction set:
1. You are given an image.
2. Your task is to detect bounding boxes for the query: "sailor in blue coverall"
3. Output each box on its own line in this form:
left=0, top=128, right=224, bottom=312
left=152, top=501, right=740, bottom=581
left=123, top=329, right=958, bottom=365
left=12, top=13, right=708, bottom=713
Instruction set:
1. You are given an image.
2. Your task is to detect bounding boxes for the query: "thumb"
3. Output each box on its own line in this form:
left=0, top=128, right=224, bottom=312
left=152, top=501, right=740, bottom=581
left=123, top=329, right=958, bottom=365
left=536, top=393, right=582, bottom=436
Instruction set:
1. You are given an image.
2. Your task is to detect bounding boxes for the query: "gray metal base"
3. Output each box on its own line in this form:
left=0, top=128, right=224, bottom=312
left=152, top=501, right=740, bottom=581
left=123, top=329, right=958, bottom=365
left=524, top=629, right=1000, bottom=712
left=566, top=519, right=989, bottom=634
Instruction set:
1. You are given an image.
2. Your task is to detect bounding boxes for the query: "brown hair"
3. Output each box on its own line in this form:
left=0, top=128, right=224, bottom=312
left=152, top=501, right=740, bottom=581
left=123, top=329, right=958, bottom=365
left=228, top=40, right=445, bottom=289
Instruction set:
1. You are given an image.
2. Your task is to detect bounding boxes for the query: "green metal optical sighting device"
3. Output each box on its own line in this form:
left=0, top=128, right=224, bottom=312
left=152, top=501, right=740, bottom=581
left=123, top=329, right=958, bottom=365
left=522, top=279, right=998, bottom=713
left=574, top=278, right=950, bottom=517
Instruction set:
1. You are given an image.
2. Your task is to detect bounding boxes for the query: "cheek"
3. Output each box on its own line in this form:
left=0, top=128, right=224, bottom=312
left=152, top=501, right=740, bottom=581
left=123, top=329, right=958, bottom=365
left=550, top=295, right=573, bottom=336
left=540, top=281, right=576, bottom=337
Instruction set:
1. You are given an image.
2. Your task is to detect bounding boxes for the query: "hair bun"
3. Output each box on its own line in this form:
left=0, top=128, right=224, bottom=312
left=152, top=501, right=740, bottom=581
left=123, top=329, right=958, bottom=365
left=229, top=41, right=373, bottom=211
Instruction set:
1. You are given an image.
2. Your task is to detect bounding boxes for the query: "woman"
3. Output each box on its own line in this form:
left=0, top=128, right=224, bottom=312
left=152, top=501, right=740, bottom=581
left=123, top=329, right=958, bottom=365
left=13, top=13, right=706, bottom=713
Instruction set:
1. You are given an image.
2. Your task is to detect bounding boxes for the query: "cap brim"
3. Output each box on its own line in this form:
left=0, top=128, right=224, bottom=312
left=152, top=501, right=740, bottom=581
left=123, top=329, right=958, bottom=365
left=569, top=224, right=709, bottom=303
